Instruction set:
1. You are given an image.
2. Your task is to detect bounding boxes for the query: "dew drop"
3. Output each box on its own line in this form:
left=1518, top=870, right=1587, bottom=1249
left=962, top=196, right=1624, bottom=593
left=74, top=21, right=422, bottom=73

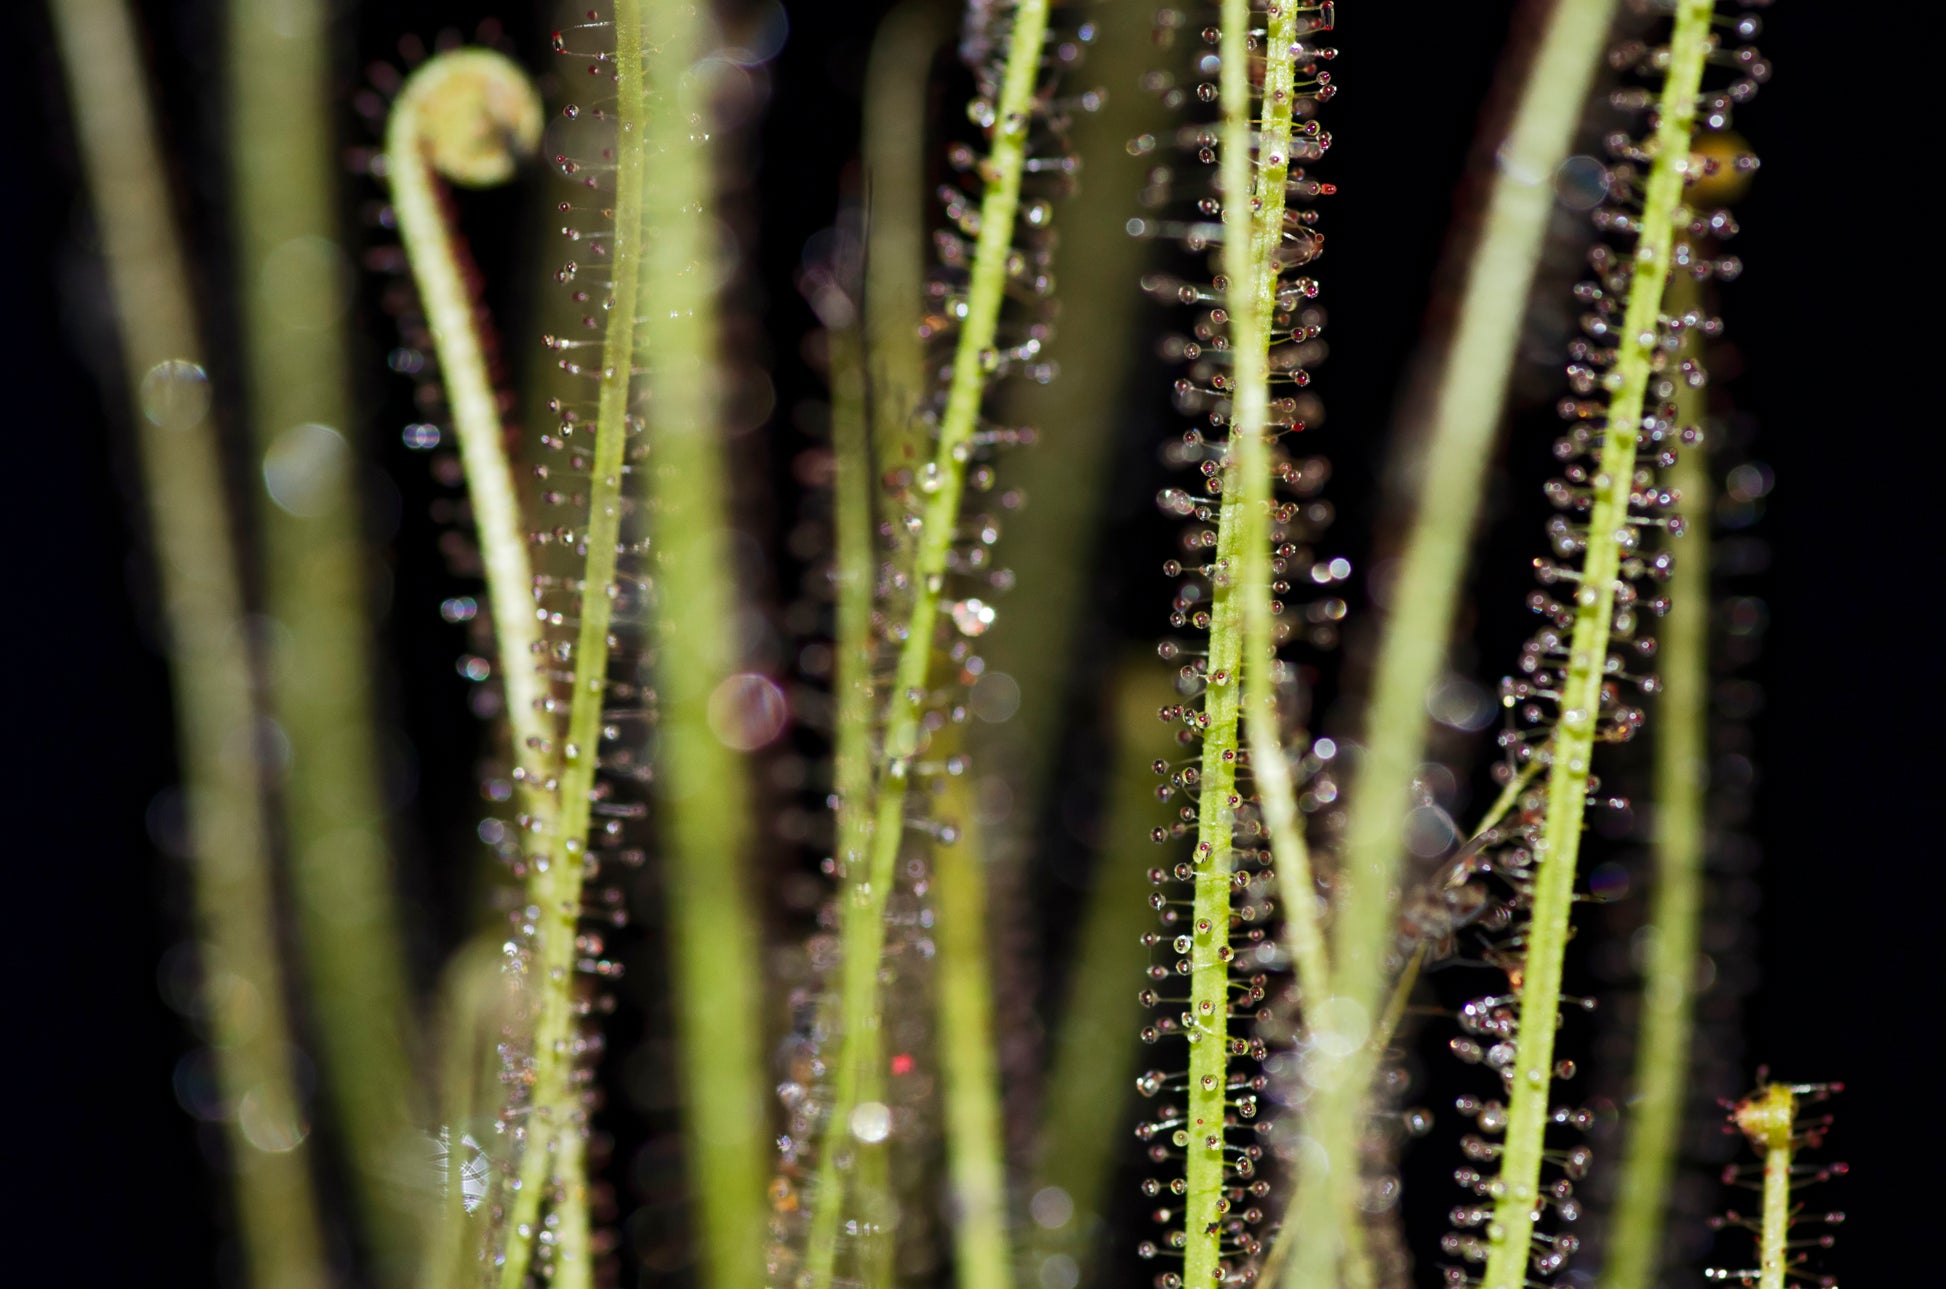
left=139, top=359, right=212, bottom=431
left=236, top=1086, right=309, bottom=1153
left=707, top=673, right=789, bottom=751
left=849, top=1101, right=891, bottom=1143
left=1552, top=155, right=1610, bottom=211
left=1029, top=1186, right=1074, bottom=1231
left=951, top=598, right=997, bottom=637
left=262, top=422, right=350, bottom=518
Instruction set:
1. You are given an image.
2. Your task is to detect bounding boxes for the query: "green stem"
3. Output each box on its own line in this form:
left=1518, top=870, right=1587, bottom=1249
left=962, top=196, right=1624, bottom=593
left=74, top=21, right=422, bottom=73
left=1733, top=1085, right=1796, bottom=1289
left=53, top=2, right=328, bottom=1285
left=984, top=0, right=1170, bottom=797
left=1031, top=664, right=1179, bottom=1286
left=1601, top=278, right=1709, bottom=1289
left=1481, top=8, right=1715, bottom=1287
left=1337, top=0, right=1618, bottom=1003
left=803, top=3, right=1053, bottom=1283
left=389, top=37, right=612, bottom=1277
left=636, top=2, right=772, bottom=1284
left=863, top=0, right=951, bottom=481
left=489, top=6, right=671, bottom=1280
left=383, top=50, right=553, bottom=856
left=1174, top=1, right=1311, bottom=1284
left=812, top=275, right=898, bottom=1284
left=553, top=1128, right=595, bottom=1289
left=1232, top=0, right=1330, bottom=1027
left=1264, top=751, right=1546, bottom=1289
left=424, top=937, right=515, bottom=1289
left=934, top=767, right=1015, bottom=1289
left=815, top=291, right=880, bottom=1025
left=1296, top=4, right=1619, bottom=1282
left=234, top=3, right=424, bottom=1267
left=381, top=52, right=574, bottom=1287
left=1177, top=385, right=1244, bottom=1289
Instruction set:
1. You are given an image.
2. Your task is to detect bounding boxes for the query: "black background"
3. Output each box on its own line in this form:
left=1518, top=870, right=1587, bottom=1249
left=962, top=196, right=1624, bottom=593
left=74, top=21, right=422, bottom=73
left=7, top=0, right=1932, bottom=1284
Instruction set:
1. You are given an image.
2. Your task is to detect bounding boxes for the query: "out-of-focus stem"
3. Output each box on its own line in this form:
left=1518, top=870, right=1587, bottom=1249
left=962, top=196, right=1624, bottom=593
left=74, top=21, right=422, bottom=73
left=553, top=1127, right=594, bottom=1289
left=1264, top=752, right=1548, bottom=1288
left=983, top=1, right=1169, bottom=794
left=807, top=275, right=896, bottom=1282
left=933, top=765, right=1015, bottom=1289
left=1029, top=663, right=1177, bottom=1286
left=1293, top=4, right=1619, bottom=1282
left=1602, top=276, right=1709, bottom=1289
left=863, top=0, right=949, bottom=479
left=232, top=4, right=422, bottom=1269
left=54, top=2, right=328, bottom=1285
left=424, top=937, right=515, bottom=1289
left=1336, top=0, right=1618, bottom=977
left=1232, top=0, right=1330, bottom=1028
left=637, top=1, right=771, bottom=1284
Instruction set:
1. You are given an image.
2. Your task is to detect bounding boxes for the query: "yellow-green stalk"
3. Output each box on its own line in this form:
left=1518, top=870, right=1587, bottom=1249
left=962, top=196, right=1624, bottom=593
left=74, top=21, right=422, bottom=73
left=1601, top=276, right=1709, bottom=1289
left=233, top=3, right=422, bottom=1267
left=863, top=0, right=952, bottom=480
left=802, top=3, right=1054, bottom=1283
left=380, top=50, right=580, bottom=1287
left=1733, top=1084, right=1796, bottom=1289
left=933, top=763, right=1015, bottom=1289
left=388, top=33, right=634, bottom=1287
left=1173, top=1, right=1313, bottom=1284
left=1292, top=3, right=1620, bottom=1282
left=54, top=1, right=328, bottom=1284
left=1031, top=664, right=1180, bottom=1286
left=986, top=1, right=1171, bottom=795
left=1480, top=8, right=1717, bottom=1287
left=636, top=1, right=772, bottom=1284
left=383, top=51, right=553, bottom=835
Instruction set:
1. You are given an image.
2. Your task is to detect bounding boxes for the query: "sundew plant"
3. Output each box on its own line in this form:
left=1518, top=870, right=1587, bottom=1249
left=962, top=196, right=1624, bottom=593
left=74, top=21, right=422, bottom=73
left=30, top=0, right=1927, bottom=1286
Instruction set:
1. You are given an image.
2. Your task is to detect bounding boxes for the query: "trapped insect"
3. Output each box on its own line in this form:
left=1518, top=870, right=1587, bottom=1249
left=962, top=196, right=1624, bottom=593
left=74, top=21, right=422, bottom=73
left=1394, top=829, right=1514, bottom=964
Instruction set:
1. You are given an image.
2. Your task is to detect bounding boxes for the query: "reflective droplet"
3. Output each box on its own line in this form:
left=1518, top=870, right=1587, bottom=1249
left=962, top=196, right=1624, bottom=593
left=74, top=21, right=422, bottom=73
left=139, top=359, right=211, bottom=431
left=969, top=670, right=1020, bottom=723
left=707, top=673, right=789, bottom=751
left=1427, top=674, right=1494, bottom=732
left=1405, top=804, right=1459, bottom=858
left=1553, top=155, right=1610, bottom=211
left=1029, top=1185, right=1074, bottom=1230
left=262, top=422, right=350, bottom=518
left=950, top=598, right=996, bottom=637
left=237, top=1085, right=309, bottom=1153
left=849, top=1100, right=892, bottom=1143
